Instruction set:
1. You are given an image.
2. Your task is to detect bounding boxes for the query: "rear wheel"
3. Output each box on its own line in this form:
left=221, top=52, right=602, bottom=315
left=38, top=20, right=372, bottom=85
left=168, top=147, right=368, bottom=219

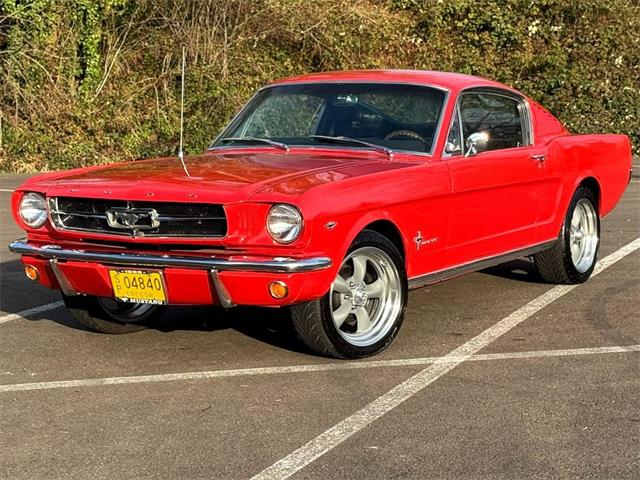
left=291, top=230, right=407, bottom=359
left=62, top=294, right=166, bottom=334
left=534, top=186, right=600, bottom=284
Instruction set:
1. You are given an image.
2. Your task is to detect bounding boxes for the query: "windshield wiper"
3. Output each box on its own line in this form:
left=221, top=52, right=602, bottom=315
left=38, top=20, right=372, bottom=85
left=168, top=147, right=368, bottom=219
left=309, top=135, right=392, bottom=159
left=217, top=136, right=289, bottom=152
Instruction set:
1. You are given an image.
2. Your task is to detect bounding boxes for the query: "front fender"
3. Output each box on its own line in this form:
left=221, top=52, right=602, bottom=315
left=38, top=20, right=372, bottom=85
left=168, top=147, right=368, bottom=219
left=303, top=208, right=408, bottom=297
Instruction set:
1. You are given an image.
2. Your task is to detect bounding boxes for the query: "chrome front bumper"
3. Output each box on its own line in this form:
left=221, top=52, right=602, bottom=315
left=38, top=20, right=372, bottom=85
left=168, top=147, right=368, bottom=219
left=9, top=239, right=332, bottom=308
left=8, top=239, right=332, bottom=273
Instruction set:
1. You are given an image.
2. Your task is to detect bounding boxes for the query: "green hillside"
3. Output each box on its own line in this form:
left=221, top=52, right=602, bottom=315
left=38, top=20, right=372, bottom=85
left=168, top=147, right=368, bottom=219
left=0, top=0, right=638, bottom=172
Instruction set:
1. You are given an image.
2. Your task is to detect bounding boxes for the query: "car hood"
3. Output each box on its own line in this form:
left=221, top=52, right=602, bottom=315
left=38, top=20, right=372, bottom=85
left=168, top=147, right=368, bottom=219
left=27, top=150, right=387, bottom=203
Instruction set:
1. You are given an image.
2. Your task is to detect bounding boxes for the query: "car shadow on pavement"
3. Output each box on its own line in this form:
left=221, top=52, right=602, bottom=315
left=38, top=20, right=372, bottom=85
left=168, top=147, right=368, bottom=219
left=479, top=258, right=547, bottom=284
left=0, top=258, right=60, bottom=312
left=155, top=305, right=314, bottom=355
left=0, top=257, right=315, bottom=355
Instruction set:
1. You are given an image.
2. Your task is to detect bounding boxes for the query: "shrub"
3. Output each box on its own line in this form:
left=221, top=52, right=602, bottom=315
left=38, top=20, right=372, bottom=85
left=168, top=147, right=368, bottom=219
left=0, top=0, right=637, bottom=172
left=393, top=0, right=639, bottom=153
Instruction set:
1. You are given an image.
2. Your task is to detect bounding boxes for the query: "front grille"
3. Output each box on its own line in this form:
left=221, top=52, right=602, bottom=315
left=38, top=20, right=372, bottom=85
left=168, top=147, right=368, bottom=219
left=49, top=197, right=227, bottom=238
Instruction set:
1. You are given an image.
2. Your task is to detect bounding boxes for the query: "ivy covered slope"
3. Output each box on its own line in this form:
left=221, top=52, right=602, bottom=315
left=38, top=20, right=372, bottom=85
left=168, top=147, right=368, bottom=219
left=0, top=0, right=637, bottom=172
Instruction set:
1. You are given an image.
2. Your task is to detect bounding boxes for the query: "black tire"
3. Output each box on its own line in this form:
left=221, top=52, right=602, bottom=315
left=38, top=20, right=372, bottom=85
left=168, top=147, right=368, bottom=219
left=291, top=229, right=407, bottom=359
left=534, top=186, right=600, bottom=284
left=62, top=294, right=167, bottom=334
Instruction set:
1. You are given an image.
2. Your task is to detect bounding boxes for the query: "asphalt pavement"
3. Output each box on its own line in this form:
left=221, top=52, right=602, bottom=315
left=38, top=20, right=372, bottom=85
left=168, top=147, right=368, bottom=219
left=0, top=174, right=638, bottom=480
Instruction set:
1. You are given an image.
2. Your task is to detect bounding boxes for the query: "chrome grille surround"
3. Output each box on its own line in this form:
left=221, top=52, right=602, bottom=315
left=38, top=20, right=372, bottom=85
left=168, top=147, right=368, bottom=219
left=48, top=197, right=227, bottom=238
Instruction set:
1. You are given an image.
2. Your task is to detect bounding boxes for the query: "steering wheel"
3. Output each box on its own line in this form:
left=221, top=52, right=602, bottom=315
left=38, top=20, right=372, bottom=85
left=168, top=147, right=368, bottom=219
left=384, top=130, right=428, bottom=145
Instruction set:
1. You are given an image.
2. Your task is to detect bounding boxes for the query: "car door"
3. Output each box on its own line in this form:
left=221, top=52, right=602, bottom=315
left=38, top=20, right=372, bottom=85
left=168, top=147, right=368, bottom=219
left=444, top=89, right=545, bottom=266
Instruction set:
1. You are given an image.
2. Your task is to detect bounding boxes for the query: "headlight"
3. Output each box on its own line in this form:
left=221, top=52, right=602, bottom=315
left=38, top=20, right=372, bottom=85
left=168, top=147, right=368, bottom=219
left=19, top=192, right=48, bottom=228
left=267, top=204, right=303, bottom=244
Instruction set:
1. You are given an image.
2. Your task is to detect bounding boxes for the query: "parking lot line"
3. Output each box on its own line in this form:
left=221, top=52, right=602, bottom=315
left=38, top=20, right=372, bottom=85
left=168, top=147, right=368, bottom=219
left=250, top=236, right=640, bottom=480
left=0, top=188, right=15, bottom=192
left=0, top=301, right=64, bottom=326
left=0, top=344, right=638, bottom=394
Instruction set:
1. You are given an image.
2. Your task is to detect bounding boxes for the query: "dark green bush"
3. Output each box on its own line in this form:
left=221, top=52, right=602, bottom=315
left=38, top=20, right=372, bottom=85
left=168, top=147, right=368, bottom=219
left=393, top=0, right=639, bottom=153
left=0, top=0, right=637, bottom=172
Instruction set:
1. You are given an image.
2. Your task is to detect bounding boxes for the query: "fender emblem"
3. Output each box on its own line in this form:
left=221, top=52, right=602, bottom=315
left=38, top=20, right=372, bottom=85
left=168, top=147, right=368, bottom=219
left=324, top=221, right=338, bottom=230
left=414, top=231, right=438, bottom=250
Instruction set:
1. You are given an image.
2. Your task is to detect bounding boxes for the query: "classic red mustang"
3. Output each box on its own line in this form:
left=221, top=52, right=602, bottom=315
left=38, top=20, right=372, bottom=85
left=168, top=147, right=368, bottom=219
left=9, top=70, right=632, bottom=358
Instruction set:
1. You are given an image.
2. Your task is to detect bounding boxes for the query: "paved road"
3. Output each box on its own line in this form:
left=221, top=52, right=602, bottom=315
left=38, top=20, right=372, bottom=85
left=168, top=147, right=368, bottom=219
left=0, top=175, right=638, bottom=479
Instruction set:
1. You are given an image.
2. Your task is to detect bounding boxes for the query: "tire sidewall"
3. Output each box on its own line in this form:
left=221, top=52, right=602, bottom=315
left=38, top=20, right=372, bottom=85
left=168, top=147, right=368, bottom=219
left=318, top=230, right=408, bottom=358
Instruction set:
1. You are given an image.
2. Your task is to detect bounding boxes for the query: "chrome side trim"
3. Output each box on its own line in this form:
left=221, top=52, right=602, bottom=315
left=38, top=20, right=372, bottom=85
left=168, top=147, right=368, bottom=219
left=49, top=259, right=78, bottom=296
left=408, top=240, right=556, bottom=290
left=8, top=239, right=332, bottom=274
left=209, top=269, right=236, bottom=308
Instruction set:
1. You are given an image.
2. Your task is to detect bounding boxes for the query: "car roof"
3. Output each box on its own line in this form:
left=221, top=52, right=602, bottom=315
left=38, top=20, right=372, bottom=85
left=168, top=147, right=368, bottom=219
left=269, top=69, right=515, bottom=93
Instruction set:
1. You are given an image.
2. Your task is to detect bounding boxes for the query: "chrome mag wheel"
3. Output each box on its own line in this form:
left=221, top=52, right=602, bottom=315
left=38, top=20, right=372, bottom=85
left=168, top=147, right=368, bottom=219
left=569, top=198, right=599, bottom=273
left=330, top=246, right=403, bottom=347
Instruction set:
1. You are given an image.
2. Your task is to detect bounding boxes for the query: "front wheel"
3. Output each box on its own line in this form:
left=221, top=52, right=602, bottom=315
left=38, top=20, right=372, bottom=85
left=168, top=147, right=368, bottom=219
left=62, top=294, right=167, bottom=334
left=291, top=230, right=407, bottom=359
left=534, top=186, right=600, bottom=284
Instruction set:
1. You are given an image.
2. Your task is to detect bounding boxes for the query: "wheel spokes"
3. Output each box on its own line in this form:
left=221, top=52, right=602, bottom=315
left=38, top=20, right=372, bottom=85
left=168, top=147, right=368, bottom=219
left=328, top=246, right=403, bottom=347
left=570, top=242, right=581, bottom=261
left=333, top=275, right=351, bottom=295
left=352, top=255, right=367, bottom=283
left=355, top=307, right=371, bottom=333
left=333, top=302, right=352, bottom=328
left=365, top=278, right=384, bottom=298
left=571, top=210, right=581, bottom=229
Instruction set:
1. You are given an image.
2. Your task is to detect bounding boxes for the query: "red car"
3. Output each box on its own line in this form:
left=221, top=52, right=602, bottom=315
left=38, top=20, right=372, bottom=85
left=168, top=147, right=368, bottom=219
left=9, top=70, right=632, bottom=358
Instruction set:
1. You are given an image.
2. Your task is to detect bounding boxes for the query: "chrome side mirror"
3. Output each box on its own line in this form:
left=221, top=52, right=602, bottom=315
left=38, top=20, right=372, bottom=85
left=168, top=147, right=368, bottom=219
left=465, top=131, right=489, bottom=157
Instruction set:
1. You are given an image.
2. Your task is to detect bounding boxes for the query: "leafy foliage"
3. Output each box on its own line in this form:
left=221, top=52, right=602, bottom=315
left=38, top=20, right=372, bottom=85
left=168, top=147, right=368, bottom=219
left=0, top=0, right=637, bottom=172
left=394, top=0, right=639, bottom=153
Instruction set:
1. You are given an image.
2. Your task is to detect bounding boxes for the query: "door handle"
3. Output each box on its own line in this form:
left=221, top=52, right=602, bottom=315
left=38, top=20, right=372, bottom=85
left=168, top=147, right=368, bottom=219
left=530, top=154, right=546, bottom=162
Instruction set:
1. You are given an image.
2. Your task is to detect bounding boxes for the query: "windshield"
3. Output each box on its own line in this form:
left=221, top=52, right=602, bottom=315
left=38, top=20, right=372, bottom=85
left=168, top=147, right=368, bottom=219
left=212, top=83, right=447, bottom=155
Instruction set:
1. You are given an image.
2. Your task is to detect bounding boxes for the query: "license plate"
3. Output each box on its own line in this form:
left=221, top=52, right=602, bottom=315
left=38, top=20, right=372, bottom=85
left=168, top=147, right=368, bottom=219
left=108, top=269, right=167, bottom=305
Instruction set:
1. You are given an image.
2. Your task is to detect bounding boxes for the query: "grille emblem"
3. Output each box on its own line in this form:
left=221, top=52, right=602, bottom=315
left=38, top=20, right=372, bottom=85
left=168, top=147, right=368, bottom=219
left=106, top=207, right=160, bottom=230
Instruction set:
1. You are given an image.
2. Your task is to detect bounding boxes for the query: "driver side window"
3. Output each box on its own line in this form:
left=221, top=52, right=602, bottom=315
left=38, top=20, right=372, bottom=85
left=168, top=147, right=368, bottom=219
left=459, top=92, right=525, bottom=152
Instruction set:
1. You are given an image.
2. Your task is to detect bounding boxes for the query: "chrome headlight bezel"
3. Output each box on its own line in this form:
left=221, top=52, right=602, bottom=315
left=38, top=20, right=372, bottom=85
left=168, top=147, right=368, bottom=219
left=19, top=192, right=48, bottom=228
left=266, top=204, right=303, bottom=244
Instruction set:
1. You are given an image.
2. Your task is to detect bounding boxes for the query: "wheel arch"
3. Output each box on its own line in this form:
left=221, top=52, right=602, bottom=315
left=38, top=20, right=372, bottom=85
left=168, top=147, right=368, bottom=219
left=337, top=213, right=409, bottom=270
left=362, top=219, right=406, bottom=259
left=577, top=176, right=601, bottom=213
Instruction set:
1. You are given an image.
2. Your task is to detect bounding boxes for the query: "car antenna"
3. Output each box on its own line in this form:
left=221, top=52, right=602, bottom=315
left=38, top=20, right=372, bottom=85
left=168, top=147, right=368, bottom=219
left=177, top=46, right=191, bottom=177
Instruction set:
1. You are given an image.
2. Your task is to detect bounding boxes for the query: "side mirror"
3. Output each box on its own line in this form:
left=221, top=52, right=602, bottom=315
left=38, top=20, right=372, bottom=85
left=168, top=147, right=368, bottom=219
left=465, top=131, right=489, bottom=157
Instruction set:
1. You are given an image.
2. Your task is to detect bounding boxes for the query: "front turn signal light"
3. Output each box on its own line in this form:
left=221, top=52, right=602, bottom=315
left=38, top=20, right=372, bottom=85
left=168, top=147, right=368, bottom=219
left=268, top=281, right=289, bottom=299
left=24, top=265, right=40, bottom=281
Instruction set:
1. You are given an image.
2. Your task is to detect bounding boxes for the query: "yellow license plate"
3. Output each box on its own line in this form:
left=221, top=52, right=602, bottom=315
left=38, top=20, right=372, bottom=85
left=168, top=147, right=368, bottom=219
left=108, top=269, right=167, bottom=305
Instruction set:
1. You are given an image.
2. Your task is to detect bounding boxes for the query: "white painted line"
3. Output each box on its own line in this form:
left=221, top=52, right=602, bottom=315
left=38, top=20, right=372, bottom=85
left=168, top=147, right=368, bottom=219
left=0, top=301, right=64, bottom=326
left=0, top=188, right=15, bottom=192
left=250, top=236, right=640, bottom=480
left=469, top=344, right=640, bottom=362
left=0, top=344, right=638, bottom=394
